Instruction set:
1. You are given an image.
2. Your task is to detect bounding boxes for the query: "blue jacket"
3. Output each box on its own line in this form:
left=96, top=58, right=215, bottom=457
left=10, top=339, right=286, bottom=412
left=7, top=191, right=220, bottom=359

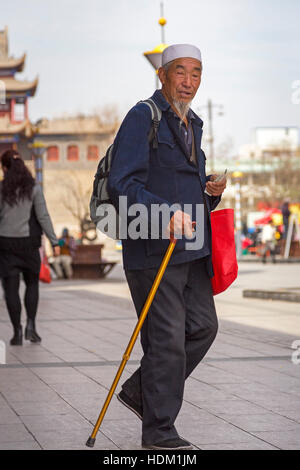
left=108, top=90, right=221, bottom=273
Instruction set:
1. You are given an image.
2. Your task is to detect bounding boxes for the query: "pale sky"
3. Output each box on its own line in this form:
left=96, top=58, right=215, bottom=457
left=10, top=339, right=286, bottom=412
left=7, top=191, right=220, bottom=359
left=2, top=0, right=300, bottom=155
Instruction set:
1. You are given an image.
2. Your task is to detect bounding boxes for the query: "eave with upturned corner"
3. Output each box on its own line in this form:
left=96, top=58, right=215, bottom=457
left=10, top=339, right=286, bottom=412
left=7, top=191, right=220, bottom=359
left=0, top=76, right=38, bottom=98
left=0, top=52, right=26, bottom=75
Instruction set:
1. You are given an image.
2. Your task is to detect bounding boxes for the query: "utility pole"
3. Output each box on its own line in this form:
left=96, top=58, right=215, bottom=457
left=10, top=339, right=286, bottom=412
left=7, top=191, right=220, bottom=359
left=198, top=100, right=224, bottom=173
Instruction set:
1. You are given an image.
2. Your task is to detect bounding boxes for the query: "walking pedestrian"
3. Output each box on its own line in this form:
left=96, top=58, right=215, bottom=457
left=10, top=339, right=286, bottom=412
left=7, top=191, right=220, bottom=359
left=107, top=44, right=226, bottom=450
left=0, top=150, right=60, bottom=345
left=261, top=220, right=276, bottom=263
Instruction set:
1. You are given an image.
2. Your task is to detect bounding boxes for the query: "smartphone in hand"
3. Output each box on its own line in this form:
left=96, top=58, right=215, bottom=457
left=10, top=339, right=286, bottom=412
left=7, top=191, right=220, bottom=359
left=205, top=169, right=227, bottom=195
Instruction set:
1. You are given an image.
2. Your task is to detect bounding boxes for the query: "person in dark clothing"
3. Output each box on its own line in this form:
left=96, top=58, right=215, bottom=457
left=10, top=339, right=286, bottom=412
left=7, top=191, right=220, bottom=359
left=0, top=150, right=60, bottom=345
left=108, top=44, right=226, bottom=450
left=281, top=200, right=291, bottom=239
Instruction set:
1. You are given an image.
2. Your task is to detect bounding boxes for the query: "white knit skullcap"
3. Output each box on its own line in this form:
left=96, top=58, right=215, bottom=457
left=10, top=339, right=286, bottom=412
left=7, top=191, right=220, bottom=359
left=162, top=44, right=202, bottom=67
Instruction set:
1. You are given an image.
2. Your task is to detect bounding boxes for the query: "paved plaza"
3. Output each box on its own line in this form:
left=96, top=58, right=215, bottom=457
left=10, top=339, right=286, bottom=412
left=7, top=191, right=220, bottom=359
left=0, top=262, right=300, bottom=450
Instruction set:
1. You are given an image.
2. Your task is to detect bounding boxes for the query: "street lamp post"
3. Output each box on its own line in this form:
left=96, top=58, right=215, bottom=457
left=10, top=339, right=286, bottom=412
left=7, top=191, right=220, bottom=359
left=232, top=170, right=243, bottom=259
left=143, top=2, right=168, bottom=88
left=29, top=141, right=47, bottom=190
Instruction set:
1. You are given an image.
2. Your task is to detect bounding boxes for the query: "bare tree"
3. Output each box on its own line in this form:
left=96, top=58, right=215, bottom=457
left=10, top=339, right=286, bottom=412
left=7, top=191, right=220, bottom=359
left=56, top=171, right=96, bottom=243
left=94, top=104, right=120, bottom=130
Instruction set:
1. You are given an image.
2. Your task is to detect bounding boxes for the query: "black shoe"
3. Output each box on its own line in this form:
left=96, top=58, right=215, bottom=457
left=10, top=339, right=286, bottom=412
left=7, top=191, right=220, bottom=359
left=10, top=326, right=23, bottom=346
left=117, top=389, right=143, bottom=420
left=142, top=437, right=194, bottom=450
left=25, top=319, right=41, bottom=343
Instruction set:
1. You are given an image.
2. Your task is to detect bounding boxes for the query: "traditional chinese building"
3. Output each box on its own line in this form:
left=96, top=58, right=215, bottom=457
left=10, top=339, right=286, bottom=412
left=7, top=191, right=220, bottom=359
left=0, top=26, right=38, bottom=158
left=0, top=27, right=117, bottom=251
left=35, top=115, right=116, bottom=240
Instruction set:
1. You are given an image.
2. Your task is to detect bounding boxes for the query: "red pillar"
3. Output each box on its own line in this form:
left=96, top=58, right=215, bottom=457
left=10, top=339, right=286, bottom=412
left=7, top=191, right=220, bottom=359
left=10, top=98, right=15, bottom=123
left=24, top=98, right=28, bottom=120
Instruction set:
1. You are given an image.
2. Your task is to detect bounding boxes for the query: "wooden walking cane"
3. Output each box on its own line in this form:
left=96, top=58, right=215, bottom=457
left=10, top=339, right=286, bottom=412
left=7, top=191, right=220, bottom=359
left=86, top=236, right=177, bottom=447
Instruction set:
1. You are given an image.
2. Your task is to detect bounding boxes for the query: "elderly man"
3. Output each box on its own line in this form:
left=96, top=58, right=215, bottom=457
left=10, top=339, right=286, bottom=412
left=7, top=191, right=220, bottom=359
left=108, top=44, right=226, bottom=450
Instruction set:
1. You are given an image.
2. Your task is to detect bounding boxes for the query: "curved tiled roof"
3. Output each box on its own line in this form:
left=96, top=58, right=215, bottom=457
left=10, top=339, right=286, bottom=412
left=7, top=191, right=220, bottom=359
left=0, top=115, right=37, bottom=136
left=0, top=53, right=26, bottom=72
left=0, top=76, right=38, bottom=96
left=36, top=116, right=115, bottom=135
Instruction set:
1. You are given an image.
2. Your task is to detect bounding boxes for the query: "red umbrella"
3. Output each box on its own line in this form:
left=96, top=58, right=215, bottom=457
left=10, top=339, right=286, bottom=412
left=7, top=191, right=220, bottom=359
left=254, top=208, right=281, bottom=226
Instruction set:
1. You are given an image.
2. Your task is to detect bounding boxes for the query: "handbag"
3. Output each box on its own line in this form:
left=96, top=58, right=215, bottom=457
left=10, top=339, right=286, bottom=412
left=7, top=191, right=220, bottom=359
left=39, top=247, right=51, bottom=283
left=210, top=209, right=238, bottom=295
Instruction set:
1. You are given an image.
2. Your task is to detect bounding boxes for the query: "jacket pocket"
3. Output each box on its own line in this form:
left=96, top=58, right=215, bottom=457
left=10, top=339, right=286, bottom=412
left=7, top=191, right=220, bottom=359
left=155, top=125, right=185, bottom=168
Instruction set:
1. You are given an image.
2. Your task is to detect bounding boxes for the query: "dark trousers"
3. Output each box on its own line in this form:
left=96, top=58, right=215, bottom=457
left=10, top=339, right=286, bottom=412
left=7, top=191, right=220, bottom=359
left=123, top=257, right=218, bottom=444
left=1, top=271, right=39, bottom=331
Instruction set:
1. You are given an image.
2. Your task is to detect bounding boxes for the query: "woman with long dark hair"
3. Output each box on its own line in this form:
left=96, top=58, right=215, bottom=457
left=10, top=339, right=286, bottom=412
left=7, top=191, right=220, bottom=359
left=0, top=149, right=60, bottom=345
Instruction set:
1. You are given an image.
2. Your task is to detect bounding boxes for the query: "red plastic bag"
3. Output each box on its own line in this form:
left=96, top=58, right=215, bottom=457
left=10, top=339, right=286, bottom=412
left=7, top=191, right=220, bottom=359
left=39, top=247, right=51, bottom=284
left=210, top=209, right=238, bottom=295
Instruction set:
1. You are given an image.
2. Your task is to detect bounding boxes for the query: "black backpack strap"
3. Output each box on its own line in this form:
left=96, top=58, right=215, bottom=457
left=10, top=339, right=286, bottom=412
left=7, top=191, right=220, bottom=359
left=139, top=98, right=162, bottom=149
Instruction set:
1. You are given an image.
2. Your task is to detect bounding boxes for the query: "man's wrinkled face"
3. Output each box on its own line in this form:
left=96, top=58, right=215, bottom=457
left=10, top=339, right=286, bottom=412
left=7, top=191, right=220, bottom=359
left=159, top=57, right=202, bottom=106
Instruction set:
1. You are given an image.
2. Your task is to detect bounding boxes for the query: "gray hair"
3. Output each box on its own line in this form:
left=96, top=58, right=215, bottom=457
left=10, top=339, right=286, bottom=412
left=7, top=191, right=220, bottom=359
left=163, top=61, right=173, bottom=75
left=163, top=59, right=203, bottom=76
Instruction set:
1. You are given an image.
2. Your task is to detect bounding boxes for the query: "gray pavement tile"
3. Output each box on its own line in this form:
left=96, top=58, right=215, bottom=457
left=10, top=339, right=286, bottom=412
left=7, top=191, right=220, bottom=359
left=31, top=367, right=94, bottom=384
left=33, top=429, right=118, bottom=450
left=0, top=368, right=35, bottom=380
left=75, top=365, right=131, bottom=389
left=0, top=382, right=53, bottom=394
left=4, top=353, right=22, bottom=365
left=0, top=394, right=8, bottom=408
left=102, top=396, right=141, bottom=422
left=184, top=378, right=239, bottom=403
left=8, top=400, right=74, bottom=416
left=199, top=442, right=278, bottom=450
left=2, top=389, right=61, bottom=403
left=176, top=421, right=262, bottom=446
left=0, top=441, right=41, bottom=450
left=212, top=384, right=300, bottom=411
left=189, top=398, right=268, bottom=415
left=6, top=350, right=62, bottom=363
left=211, top=365, right=300, bottom=396
left=100, top=419, right=143, bottom=450
left=190, top=364, right=250, bottom=384
left=184, top=389, right=240, bottom=405
left=213, top=382, right=277, bottom=396
left=218, top=412, right=299, bottom=432
left=250, top=429, right=300, bottom=450
left=216, top=332, right=292, bottom=356
left=0, top=424, right=35, bottom=443
left=252, top=360, right=300, bottom=378
left=21, top=412, right=91, bottom=433
left=0, top=407, right=21, bottom=425
left=209, top=342, right=266, bottom=358
left=203, top=350, right=231, bottom=360
left=54, top=352, right=103, bottom=362
left=61, top=392, right=129, bottom=422
left=176, top=408, right=226, bottom=427
left=276, top=409, right=300, bottom=422
left=49, top=381, right=106, bottom=396
left=204, top=360, right=277, bottom=379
